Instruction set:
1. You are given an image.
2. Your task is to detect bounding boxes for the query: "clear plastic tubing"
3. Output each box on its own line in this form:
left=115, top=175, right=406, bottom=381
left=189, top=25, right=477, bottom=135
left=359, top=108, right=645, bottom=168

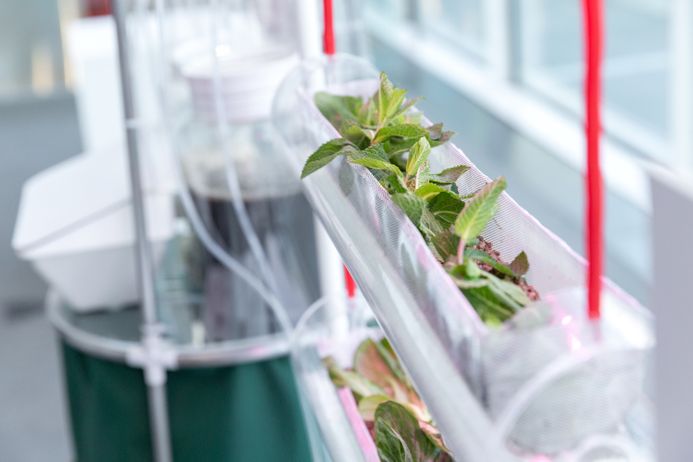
left=207, top=0, right=281, bottom=299
left=151, top=0, right=293, bottom=337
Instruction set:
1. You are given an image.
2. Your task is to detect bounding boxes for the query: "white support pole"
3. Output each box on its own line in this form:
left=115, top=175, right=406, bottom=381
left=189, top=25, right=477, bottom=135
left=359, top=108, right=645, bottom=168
left=296, top=0, right=322, bottom=59
left=483, top=0, right=512, bottom=81
left=670, top=0, right=693, bottom=171
left=650, top=167, right=693, bottom=462
left=314, top=218, right=349, bottom=335
left=112, top=2, right=173, bottom=461
left=518, top=0, right=545, bottom=79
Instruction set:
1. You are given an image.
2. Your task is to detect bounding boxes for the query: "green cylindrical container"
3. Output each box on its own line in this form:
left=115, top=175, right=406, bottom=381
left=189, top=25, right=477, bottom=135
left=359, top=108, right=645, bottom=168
left=49, top=294, right=311, bottom=462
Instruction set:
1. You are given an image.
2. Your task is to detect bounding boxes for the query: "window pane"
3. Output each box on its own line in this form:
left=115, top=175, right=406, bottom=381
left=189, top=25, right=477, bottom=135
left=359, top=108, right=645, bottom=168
left=367, top=0, right=409, bottom=21
left=418, top=0, right=486, bottom=60
left=518, top=0, right=670, bottom=159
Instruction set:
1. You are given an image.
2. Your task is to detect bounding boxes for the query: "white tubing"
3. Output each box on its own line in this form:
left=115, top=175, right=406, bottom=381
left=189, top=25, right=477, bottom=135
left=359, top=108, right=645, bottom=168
left=207, top=0, right=280, bottom=299
left=292, top=296, right=330, bottom=346
left=152, top=1, right=293, bottom=337
left=175, top=160, right=294, bottom=336
left=289, top=296, right=334, bottom=462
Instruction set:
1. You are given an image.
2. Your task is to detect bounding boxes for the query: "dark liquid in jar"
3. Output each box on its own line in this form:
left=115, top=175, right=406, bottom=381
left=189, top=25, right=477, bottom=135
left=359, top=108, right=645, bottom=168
left=189, top=189, right=320, bottom=341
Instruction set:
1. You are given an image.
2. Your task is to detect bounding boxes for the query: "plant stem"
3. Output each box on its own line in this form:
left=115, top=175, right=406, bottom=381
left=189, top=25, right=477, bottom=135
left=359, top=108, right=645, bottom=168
left=456, top=238, right=466, bottom=265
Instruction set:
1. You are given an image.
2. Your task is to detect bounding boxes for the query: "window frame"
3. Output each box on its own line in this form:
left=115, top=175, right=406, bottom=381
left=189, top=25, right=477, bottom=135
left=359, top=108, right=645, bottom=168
left=364, top=6, right=651, bottom=211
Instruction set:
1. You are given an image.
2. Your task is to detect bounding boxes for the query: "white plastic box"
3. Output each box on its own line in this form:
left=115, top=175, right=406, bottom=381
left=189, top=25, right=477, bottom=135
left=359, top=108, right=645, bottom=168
left=13, top=152, right=175, bottom=311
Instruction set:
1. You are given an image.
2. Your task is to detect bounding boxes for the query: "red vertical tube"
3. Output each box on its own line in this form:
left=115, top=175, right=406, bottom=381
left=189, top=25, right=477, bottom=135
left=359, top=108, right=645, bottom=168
left=344, top=265, right=357, bottom=299
left=322, top=0, right=336, bottom=55
left=85, top=0, right=112, bottom=16
left=581, top=0, right=604, bottom=320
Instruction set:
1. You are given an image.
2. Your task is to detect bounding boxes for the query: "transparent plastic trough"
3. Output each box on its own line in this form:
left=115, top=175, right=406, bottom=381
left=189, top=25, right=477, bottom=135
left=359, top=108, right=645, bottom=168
left=275, top=55, right=654, bottom=461
left=291, top=298, right=380, bottom=462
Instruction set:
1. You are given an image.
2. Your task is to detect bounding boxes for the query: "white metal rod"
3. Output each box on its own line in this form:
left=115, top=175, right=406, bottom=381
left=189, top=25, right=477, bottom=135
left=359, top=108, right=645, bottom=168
left=112, top=1, right=172, bottom=461
left=147, top=383, right=174, bottom=462
left=651, top=167, right=693, bottom=462
left=670, top=0, right=693, bottom=170
left=484, top=0, right=511, bottom=80
left=112, top=0, right=159, bottom=328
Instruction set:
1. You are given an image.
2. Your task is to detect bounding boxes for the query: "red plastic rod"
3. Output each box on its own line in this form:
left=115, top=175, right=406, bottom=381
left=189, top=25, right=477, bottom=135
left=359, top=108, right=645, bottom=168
left=344, top=265, right=357, bottom=299
left=582, top=0, right=604, bottom=320
left=322, top=0, right=336, bottom=55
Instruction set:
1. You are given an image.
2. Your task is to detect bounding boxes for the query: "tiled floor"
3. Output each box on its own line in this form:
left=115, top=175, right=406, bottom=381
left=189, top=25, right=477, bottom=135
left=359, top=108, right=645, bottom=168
left=0, top=310, right=71, bottom=461
left=0, top=93, right=79, bottom=461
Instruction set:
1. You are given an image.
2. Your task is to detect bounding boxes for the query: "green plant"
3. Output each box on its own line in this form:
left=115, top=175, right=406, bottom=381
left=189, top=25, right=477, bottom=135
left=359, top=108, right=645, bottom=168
left=326, top=338, right=453, bottom=461
left=302, top=73, right=539, bottom=325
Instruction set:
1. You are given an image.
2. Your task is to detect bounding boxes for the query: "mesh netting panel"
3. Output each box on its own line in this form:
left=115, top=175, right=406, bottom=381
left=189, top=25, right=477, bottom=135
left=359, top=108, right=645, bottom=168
left=429, top=143, right=584, bottom=295
left=480, top=288, right=650, bottom=455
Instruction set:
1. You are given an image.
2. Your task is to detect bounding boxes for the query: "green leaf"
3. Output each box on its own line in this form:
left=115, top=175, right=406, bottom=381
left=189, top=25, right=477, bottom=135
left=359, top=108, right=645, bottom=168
left=419, top=207, right=445, bottom=239
left=358, top=143, right=390, bottom=162
left=358, top=99, right=378, bottom=127
left=341, top=121, right=372, bottom=149
left=464, top=258, right=482, bottom=279
left=392, top=192, right=426, bottom=226
left=351, top=157, right=403, bottom=177
left=371, top=73, right=411, bottom=128
left=509, top=251, right=530, bottom=277
left=414, top=159, right=431, bottom=190
left=454, top=177, right=506, bottom=243
left=405, top=137, right=431, bottom=178
left=453, top=277, right=491, bottom=289
left=386, top=90, right=408, bottom=120
left=379, top=337, right=397, bottom=357
left=373, top=124, right=428, bottom=145
left=350, top=144, right=396, bottom=176
left=430, top=165, right=470, bottom=185
left=381, top=173, right=408, bottom=194
left=487, top=273, right=531, bottom=307
left=429, top=229, right=460, bottom=262
left=314, top=92, right=362, bottom=129
left=358, top=394, right=391, bottom=421
left=301, top=138, right=355, bottom=178
left=378, top=122, right=451, bottom=156
left=462, top=286, right=517, bottom=324
left=324, top=356, right=385, bottom=398
left=426, top=123, right=454, bottom=147
left=354, top=339, right=399, bottom=391
left=374, top=339, right=410, bottom=386
left=391, top=96, right=422, bottom=121
left=464, top=248, right=516, bottom=278
left=414, top=183, right=447, bottom=201
left=375, top=401, right=443, bottom=462
left=375, top=73, right=393, bottom=117
left=428, top=191, right=465, bottom=227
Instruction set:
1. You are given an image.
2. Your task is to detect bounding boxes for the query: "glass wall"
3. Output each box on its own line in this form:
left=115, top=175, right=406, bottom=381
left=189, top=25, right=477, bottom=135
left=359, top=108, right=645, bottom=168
left=361, top=0, right=688, bottom=302
left=518, top=0, right=671, bottom=159
left=368, top=0, right=691, bottom=169
left=418, top=0, right=486, bottom=60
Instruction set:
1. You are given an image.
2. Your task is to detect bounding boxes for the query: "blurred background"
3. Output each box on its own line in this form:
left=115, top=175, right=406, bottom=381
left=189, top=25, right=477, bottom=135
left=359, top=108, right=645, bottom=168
left=0, top=0, right=689, bottom=460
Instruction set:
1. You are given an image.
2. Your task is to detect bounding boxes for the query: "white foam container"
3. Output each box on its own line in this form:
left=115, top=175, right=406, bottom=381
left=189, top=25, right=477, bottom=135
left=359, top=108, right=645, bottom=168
left=13, top=152, right=175, bottom=311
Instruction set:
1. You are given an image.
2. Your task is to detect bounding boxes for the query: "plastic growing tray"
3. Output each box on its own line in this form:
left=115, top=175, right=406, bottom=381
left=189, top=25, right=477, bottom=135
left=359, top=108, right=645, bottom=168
left=275, top=72, right=653, bottom=461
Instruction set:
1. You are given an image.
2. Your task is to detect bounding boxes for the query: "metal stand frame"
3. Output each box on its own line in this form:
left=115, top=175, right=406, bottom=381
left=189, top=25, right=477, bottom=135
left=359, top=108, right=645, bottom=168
left=112, top=1, right=173, bottom=460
